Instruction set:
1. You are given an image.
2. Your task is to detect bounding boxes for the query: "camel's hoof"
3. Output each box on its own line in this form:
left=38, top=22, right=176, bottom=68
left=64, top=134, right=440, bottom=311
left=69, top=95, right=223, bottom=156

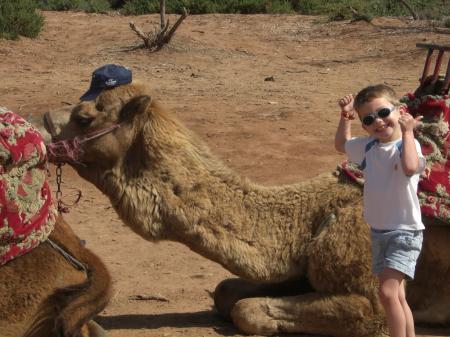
left=87, top=320, right=107, bottom=337
left=231, top=298, right=278, bottom=335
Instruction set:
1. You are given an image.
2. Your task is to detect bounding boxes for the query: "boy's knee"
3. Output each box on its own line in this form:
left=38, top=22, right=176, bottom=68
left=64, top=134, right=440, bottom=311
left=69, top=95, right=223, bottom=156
left=378, top=285, right=398, bottom=305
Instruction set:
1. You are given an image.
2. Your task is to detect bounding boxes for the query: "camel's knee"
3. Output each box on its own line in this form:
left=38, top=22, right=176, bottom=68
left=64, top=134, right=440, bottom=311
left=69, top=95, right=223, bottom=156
left=214, top=278, right=260, bottom=320
left=214, top=279, right=239, bottom=319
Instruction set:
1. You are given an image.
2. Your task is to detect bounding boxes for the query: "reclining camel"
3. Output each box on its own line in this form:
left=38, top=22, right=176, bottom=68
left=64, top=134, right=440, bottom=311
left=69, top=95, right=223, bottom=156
left=0, top=107, right=111, bottom=337
left=41, top=82, right=450, bottom=337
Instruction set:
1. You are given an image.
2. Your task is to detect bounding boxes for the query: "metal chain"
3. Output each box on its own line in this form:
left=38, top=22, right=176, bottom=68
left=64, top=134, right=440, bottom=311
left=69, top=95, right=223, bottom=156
left=54, top=162, right=82, bottom=214
left=55, top=163, right=69, bottom=213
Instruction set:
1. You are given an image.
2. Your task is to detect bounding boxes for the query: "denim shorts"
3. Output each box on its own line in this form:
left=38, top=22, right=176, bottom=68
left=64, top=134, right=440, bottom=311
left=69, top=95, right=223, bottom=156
left=370, top=229, right=423, bottom=280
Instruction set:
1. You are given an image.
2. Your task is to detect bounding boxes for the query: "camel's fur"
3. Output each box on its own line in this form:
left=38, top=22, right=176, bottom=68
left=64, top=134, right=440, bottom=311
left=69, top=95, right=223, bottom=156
left=41, top=82, right=450, bottom=336
left=0, top=216, right=112, bottom=337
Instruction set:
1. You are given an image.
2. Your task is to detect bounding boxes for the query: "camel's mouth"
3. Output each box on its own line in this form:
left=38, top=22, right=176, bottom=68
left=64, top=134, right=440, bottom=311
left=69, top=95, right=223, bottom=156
left=40, top=110, right=81, bottom=164
left=43, top=112, right=58, bottom=141
left=46, top=137, right=84, bottom=164
left=39, top=105, right=74, bottom=145
left=36, top=115, right=53, bottom=145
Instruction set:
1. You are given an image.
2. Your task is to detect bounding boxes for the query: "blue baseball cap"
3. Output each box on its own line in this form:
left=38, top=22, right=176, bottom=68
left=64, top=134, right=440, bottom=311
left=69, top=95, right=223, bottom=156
left=80, top=64, right=132, bottom=101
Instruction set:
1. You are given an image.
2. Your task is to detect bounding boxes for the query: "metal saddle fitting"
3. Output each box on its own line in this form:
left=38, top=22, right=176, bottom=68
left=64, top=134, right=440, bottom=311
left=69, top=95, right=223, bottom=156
left=417, top=43, right=450, bottom=95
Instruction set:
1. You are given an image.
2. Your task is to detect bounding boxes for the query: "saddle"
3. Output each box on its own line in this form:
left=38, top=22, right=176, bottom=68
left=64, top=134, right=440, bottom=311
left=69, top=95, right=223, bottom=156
left=0, top=107, right=57, bottom=266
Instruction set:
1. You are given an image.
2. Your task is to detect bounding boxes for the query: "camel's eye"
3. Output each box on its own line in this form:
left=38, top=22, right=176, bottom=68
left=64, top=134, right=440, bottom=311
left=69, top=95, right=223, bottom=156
left=96, top=102, right=104, bottom=111
left=74, top=115, right=94, bottom=127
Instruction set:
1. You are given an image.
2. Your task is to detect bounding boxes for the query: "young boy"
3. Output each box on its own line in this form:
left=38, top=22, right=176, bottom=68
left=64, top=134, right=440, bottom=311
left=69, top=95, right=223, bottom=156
left=334, top=84, right=425, bottom=337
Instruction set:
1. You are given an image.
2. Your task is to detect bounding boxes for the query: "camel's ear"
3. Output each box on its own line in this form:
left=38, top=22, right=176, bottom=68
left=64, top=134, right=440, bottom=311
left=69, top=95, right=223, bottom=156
left=119, top=95, right=152, bottom=122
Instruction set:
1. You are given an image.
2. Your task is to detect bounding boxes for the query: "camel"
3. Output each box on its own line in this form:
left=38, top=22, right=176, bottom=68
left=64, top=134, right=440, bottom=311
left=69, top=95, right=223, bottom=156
left=40, top=82, right=450, bottom=337
left=0, top=215, right=112, bottom=337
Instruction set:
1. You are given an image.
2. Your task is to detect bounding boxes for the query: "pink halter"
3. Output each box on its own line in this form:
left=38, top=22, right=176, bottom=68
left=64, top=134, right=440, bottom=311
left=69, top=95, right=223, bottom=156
left=45, top=112, right=122, bottom=163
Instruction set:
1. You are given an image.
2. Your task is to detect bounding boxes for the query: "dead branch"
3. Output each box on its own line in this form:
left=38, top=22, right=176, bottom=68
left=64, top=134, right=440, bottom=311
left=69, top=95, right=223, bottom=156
left=128, top=7, right=189, bottom=52
left=151, top=7, right=188, bottom=51
left=349, top=6, right=372, bottom=23
left=129, top=21, right=150, bottom=48
left=163, top=7, right=188, bottom=44
left=398, top=0, right=419, bottom=20
left=154, top=18, right=170, bottom=44
left=128, top=294, right=170, bottom=302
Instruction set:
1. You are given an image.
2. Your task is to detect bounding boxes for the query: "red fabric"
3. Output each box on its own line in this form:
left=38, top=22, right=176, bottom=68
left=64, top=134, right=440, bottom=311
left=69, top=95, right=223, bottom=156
left=0, top=108, right=57, bottom=266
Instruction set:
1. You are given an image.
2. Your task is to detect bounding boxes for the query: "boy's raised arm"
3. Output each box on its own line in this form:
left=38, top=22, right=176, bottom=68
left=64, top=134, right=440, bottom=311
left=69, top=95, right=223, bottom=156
left=335, top=94, right=355, bottom=154
left=398, top=106, right=423, bottom=176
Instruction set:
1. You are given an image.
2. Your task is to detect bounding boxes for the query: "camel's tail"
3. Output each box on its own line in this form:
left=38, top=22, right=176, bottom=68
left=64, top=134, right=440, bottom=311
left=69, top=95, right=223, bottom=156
left=23, top=218, right=112, bottom=337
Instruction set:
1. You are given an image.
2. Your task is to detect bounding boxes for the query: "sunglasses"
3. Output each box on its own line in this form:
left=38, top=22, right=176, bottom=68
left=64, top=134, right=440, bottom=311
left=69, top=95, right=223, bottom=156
left=362, top=106, right=396, bottom=126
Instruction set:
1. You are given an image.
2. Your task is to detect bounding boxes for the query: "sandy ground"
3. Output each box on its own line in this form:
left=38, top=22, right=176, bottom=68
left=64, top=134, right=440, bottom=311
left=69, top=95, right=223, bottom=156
left=1, top=10, right=449, bottom=337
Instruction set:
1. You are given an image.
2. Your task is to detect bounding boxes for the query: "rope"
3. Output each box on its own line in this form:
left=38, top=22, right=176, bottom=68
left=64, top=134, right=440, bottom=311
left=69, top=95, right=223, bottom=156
left=47, top=238, right=87, bottom=273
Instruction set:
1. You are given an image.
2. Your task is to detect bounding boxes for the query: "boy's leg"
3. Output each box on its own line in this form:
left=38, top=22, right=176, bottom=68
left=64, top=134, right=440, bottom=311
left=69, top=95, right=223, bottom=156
left=398, top=279, right=415, bottom=337
left=378, top=268, right=406, bottom=337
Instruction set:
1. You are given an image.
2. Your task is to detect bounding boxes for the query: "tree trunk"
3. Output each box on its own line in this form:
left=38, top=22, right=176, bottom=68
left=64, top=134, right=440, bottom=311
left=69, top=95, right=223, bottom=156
left=160, top=0, right=166, bottom=30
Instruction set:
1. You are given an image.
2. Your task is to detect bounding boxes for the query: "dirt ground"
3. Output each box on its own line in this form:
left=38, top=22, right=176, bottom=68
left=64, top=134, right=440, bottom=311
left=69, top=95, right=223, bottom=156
left=1, top=10, right=450, bottom=337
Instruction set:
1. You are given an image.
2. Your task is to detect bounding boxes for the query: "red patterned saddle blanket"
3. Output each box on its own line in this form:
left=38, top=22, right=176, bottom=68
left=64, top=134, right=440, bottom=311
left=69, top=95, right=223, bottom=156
left=0, top=107, right=57, bottom=266
left=339, top=94, right=450, bottom=224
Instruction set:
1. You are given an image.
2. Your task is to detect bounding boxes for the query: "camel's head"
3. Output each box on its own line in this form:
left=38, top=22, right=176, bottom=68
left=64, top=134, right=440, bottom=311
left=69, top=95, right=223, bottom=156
left=41, top=82, right=154, bottom=177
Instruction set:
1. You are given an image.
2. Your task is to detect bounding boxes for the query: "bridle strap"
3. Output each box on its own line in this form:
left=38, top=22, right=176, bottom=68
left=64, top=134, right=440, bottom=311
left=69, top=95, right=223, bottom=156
left=44, top=111, right=122, bottom=145
left=75, top=123, right=122, bottom=145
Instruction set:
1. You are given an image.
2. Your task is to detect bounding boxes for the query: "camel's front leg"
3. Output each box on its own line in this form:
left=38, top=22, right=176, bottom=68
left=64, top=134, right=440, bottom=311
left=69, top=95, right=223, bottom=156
left=214, top=277, right=312, bottom=319
left=230, top=292, right=387, bottom=337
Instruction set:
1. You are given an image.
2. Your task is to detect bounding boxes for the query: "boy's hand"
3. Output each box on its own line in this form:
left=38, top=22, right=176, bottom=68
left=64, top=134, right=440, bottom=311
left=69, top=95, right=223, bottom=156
left=338, top=94, right=355, bottom=120
left=398, top=105, right=422, bottom=133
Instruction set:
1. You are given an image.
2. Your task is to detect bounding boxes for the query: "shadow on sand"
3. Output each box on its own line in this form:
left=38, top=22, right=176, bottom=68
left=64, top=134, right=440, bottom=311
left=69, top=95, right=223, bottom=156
left=96, top=311, right=450, bottom=337
left=96, top=310, right=238, bottom=335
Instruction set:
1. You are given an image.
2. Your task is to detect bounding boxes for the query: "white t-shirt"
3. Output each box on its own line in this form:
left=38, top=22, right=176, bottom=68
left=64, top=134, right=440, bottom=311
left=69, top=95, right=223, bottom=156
left=345, top=136, right=425, bottom=231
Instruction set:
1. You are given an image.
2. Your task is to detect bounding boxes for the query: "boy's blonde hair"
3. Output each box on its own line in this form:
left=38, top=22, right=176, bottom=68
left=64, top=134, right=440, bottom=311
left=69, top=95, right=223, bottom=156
left=354, top=84, right=400, bottom=113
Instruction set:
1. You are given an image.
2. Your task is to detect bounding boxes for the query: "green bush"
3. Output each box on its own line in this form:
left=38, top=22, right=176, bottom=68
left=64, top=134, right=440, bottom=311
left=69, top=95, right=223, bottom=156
left=444, top=18, right=450, bottom=28
left=35, top=0, right=111, bottom=13
left=0, top=0, right=44, bottom=40
left=266, top=0, right=293, bottom=14
left=28, top=0, right=450, bottom=20
left=405, top=0, right=450, bottom=19
left=225, top=0, right=294, bottom=14
left=121, top=0, right=158, bottom=15
left=121, top=0, right=295, bottom=15
left=108, top=0, right=125, bottom=9
left=298, top=0, right=450, bottom=21
left=3, top=0, right=449, bottom=25
left=84, top=0, right=111, bottom=12
left=184, top=0, right=220, bottom=14
left=223, top=0, right=267, bottom=14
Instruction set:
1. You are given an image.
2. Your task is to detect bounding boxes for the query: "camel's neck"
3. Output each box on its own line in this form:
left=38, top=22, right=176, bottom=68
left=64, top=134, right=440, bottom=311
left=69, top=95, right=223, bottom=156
left=89, top=116, right=362, bottom=282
